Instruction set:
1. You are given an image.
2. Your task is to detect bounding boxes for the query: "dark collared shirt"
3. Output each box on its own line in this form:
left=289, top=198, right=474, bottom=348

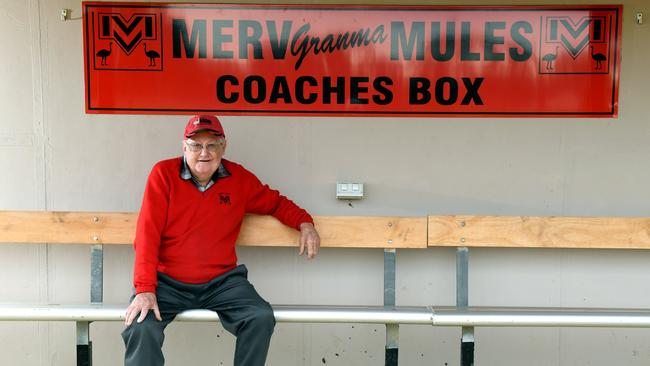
left=180, top=157, right=231, bottom=192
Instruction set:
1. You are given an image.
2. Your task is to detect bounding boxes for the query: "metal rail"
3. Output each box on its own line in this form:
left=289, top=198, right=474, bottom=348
left=431, top=307, right=650, bottom=327
left=3, top=304, right=650, bottom=328
left=0, top=304, right=433, bottom=324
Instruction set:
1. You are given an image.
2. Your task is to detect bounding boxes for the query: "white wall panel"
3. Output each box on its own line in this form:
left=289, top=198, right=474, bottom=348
left=0, top=0, right=34, bottom=130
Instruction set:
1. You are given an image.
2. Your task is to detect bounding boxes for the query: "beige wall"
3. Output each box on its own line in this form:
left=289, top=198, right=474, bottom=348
left=1, top=0, right=650, bottom=365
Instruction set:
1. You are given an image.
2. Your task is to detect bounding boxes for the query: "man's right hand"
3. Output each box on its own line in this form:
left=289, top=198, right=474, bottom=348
left=124, top=292, right=162, bottom=326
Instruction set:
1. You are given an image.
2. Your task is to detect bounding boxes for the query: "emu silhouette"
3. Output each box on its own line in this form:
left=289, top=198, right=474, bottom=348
left=144, top=43, right=160, bottom=66
left=96, top=42, right=112, bottom=66
left=591, top=46, right=607, bottom=70
left=542, top=46, right=559, bottom=70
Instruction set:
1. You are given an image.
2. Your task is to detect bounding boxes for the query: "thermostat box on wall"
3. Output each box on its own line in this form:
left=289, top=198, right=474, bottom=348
left=336, top=182, right=364, bottom=200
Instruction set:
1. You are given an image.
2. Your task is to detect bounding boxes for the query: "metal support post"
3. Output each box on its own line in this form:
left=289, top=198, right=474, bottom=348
left=384, top=248, right=398, bottom=366
left=76, top=321, right=92, bottom=366
left=456, top=247, right=468, bottom=308
left=457, top=247, right=474, bottom=366
left=90, top=244, right=103, bottom=303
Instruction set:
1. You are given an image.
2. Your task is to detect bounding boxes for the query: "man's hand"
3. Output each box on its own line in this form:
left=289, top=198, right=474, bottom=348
left=124, top=292, right=161, bottom=326
left=299, top=222, right=320, bottom=259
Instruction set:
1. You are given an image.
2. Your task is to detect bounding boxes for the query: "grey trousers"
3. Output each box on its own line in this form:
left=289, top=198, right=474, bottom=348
left=122, top=265, right=275, bottom=366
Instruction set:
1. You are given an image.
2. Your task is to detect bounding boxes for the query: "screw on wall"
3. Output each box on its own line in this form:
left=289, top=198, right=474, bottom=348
left=637, top=12, right=644, bottom=25
left=61, top=9, right=69, bottom=21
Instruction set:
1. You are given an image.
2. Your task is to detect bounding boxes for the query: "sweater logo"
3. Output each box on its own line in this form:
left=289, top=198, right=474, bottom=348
left=219, top=192, right=231, bottom=205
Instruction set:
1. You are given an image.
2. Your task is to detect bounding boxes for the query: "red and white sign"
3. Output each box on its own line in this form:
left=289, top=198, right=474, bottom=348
left=83, top=3, right=622, bottom=117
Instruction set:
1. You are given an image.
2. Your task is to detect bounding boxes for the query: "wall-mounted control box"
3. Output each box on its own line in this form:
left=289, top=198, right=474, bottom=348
left=336, top=182, right=364, bottom=200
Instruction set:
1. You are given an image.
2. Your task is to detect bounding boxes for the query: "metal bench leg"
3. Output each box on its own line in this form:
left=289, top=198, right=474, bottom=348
left=460, top=327, right=475, bottom=366
left=385, top=324, right=399, bottom=366
left=90, top=244, right=104, bottom=304
left=457, top=247, right=474, bottom=366
left=384, top=248, right=398, bottom=366
left=79, top=233, right=101, bottom=365
left=76, top=321, right=92, bottom=366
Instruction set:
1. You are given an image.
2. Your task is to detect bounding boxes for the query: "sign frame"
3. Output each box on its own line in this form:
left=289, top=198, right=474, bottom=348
left=83, top=2, right=623, bottom=117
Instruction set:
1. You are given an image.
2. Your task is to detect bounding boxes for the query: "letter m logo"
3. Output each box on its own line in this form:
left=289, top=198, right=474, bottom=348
left=99, top=13, right=159, bottom=55
left=544, top=16, right=607, bottom=59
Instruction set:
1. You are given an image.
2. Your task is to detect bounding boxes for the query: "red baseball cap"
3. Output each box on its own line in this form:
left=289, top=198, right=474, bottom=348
left=184, top=115, right=225, bottom=138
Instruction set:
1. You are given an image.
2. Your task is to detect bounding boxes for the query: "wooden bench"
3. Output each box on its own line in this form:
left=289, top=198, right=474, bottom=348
left=2, top=211, right=650, bottom=366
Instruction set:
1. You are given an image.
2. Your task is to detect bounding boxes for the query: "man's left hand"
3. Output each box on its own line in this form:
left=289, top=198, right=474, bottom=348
left=299, top=222, right=320, bottom=259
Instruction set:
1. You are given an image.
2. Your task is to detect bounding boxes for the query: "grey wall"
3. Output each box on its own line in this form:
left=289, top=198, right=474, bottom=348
left=1, top=0, right=649, bottom=365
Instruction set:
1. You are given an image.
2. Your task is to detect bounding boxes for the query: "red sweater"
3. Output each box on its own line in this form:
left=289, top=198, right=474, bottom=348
left=133, top=157, right=313, bottom=294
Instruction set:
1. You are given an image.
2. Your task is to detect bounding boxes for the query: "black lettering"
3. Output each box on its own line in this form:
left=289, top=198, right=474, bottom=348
left=350, top=77, right=369, bottom=105
left=510, top=21, right=533, bottom=61
left=323, top=77, right=345, bottom=104
left=409, top=77, right=430, bottom=104
left=372, top=77, right=393, bottom=105
left=435, top=77, right=458, bottom=105
left=216, top=75, right=239, bottom=103
left=560, top=19, right=590, bottom=38
left=308, top=36, right=322, bottom=55
left=349, top=28, right=372, bottom=47
left=290, top=23, right=313, bottom=70
left=267, top=20, right=292, bottom=59
left=269, top=76, right=292, bottom=104
left=172, top=19, right=207, bottom=58
left=335, top=32, right=352, bottom=50
left=296, top=76, right=318, bottom=104
left=390, top=21, right=425, bottom=60
left=101, top=15, right=110, bottom=37
left=243, top=76, right=266, bottom=104
left=145, top=17, right=153, bottom=37
left=371, top=26, right=387, bottom=44
left=460, top=22, right=479, bottom=61
left=593, top=19, right=602, bottom=40
left=550, top=19, right=558, bottom=40
left=213, top=20, right=233, bottom=59
left=291, top=25, right=386, bottom=71
left=318, top=35, right=335, bottom=53
left=484, top=22, right=505, bottom=61
left=111, top=16, right=142, bottom=35
left=239, top=20, right=263, bottom=59
left=461, top=78, right=483, bottom=105
left=430, top=22, right=455, bottom=61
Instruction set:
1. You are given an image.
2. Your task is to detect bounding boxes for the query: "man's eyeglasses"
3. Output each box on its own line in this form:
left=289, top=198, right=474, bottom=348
left=185, top=139, right=225, bottom=153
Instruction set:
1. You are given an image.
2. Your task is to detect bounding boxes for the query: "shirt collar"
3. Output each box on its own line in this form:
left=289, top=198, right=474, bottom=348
left=180, top=157, right=231, bottom=191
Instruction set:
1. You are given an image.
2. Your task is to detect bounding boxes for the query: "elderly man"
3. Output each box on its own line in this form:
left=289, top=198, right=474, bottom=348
left=122, top=115, right=320, bottom=366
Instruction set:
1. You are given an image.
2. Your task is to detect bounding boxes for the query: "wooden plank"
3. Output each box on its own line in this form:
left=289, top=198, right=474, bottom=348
left=428, top=215, right=650, bottom=249
left=0, top=211, right=428, bottom=249
left=0, top=211, right=135, bottom=245
left=238, top=215, right=428, bottom=248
